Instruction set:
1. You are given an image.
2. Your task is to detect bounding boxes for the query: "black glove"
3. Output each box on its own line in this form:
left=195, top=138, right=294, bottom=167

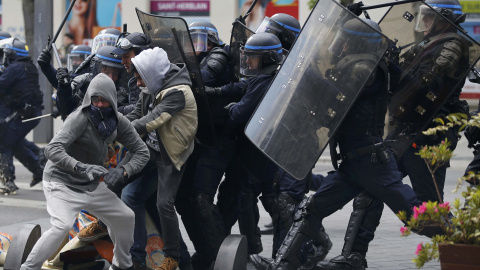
left=56, top=67, right=70, bottom=86
left=103, top=166, right=129, bottom=193
left=37, top=48, right=52, bottom=69
left=74, top=162, right=108, bottom=181
left=224, top=102, right=237, bottom=111
left=51, top=107, right=61, bottom=118
left=233, top=15, right=246, bottom=26
left=205, top=86, right=222, bottom=96
left=347, top=1, right=364, bottom=16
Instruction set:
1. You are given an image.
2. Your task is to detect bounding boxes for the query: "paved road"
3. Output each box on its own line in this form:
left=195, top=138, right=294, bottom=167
left=0, top=128, right=474, bottom=269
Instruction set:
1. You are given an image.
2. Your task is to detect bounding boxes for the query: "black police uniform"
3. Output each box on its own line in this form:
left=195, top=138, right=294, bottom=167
left=0, top=54, right=43, bottom=194
left=174, top=44, right=238, bottom=269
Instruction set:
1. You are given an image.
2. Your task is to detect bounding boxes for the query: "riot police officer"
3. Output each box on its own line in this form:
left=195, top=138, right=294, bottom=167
left=206, top=32, right=284, bottom=256
left=37, top=28, right=120, bottom=119
left=0, top=31, right=47, bottom=188
left=318, top=2, right=472, bottom=269
left=55, top=45, right=125, bottom=118
left=0, top=38, right=44, bottom=195
left=255, top=13, right=301, bottom=52
left=66, top=45, right=92, bottom=72
left=265, top=17, right=423, bottom=270
left=172, top=21, right=237, bottom=269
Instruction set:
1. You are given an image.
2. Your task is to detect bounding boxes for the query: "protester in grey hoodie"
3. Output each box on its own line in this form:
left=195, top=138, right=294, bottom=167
left=126, top=47, right=197, bottom=270
left=21, top=73, right=149, bottom=270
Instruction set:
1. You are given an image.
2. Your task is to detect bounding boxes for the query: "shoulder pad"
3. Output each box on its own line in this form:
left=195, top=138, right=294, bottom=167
left=206, top=49, right=229, bottom=76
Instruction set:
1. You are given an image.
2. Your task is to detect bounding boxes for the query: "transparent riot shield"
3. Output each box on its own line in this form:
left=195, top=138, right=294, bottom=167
left=135, top=8, right=217, bottom=146
left=229, top=21, right=255, bottom=81
left=379, top=2, right=480, bottom=157
left=244, top=0, right=389, bottom=180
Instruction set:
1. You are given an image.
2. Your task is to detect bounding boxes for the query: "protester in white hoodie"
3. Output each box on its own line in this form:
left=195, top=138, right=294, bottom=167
left=126, top=47, right=197, bottom=270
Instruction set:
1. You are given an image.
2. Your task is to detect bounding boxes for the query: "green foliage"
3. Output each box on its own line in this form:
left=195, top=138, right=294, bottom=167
left=397, top=113, right=480, bottom=268
left=417, top=139, right=453, bottom=168
left=397, top=187, right=480, bottom=268
left=422, top=113, right=469, bottom=136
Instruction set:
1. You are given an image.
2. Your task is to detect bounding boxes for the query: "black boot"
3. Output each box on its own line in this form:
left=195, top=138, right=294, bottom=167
left=250, top=254, right=274, bottom=270
left=238, top=189, right=263, bottom=254
left=315, top=253, right=367, bottom=270
left=316, top=192, right=379, bottom=270
left=30, top=166, right=43, bottom=187
left=0, top=152, right=17, bottom=195
left=12, top=146, right=44, bottom=187
left=190, top=193, right=226, bottom=268
left=271, top=196, right=329, bottom=270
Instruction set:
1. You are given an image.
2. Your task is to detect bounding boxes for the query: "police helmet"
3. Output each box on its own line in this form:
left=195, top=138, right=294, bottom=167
left=328, top=18, right=383, bottom=58
left=240, top=32, right=283, bottom=76
left=189, top=21, right=223, bottom=53
left=415, top=0, right=464, bottom=34
left=91, top=28, right=121, bottom=54
left=0, top=31, right=12, bottom=40
left=91, top=45, right=124, bottom=82
left=0, top=38, right=29, bottom=67
left=111, top=32, right=151, bottom=56
left=256, top=13, right=301, bottom=51
left=67, top=45, right=91, bottom=72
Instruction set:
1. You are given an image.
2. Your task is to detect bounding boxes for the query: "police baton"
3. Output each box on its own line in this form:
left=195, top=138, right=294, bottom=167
left=242, top=0, right=258, bottom=21
left=48, top=0, right=77, bottom=50
left=22, top=113, right=52, bottom=123
left=46, top=0, right=77, bottom=82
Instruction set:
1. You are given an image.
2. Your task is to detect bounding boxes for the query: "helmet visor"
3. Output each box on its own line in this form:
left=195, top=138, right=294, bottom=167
left=240, top=49, right=263, bottom=76
left=415, top=5, right=440, bottom=34
left=328, top=31, right=349, bottom=57
left=256, top=17, right=283, bottom=36
left=92, top=62, right=123, bottom=82
left=92, top=34, right=119, bottom=54
left=67, top=53, right=88, bottom=71
left=191, top=32, right=208, bottom=53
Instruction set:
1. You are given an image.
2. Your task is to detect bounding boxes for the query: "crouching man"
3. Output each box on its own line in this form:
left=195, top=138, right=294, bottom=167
left=20, top=73, right=150, bottom=270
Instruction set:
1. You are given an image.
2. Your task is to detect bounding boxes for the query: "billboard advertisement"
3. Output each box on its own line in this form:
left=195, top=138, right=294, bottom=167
left=150, top=0, right=210, bottom=24
left=66, top=0, right=122, bottom=46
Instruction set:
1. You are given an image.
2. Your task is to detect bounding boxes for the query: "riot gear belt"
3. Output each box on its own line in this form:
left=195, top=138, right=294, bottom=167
left=340, top=142, right=390, bottom=163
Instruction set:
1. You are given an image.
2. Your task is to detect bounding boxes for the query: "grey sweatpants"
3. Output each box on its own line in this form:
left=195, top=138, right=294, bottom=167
left=20, top=181, right=135, bottom=270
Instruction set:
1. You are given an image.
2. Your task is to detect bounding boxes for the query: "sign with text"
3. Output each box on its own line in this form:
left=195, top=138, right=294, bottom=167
left=151, top=0, right=210, bottom=21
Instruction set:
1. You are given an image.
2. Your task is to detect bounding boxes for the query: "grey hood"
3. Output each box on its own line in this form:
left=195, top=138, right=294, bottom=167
left=81, top=73, right=118, bottom=112
left=131, top=47, right=171, bottom=94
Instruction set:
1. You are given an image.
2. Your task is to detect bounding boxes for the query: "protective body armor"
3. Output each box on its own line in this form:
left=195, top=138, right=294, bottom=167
left=199, top=47, right=229, bottom=85
left=2, top=59, right=43, bottom=110
left=333, top=55, right=389, bottom=137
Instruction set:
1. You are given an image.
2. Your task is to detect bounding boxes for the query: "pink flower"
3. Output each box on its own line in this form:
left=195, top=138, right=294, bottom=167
left=434, top=208, right=438, bottom=213
left=415, top=243, right=423, bottom=255
left=441, top=140, right=445, bottom=144
left=400, top=227, right=408, bottom=236
left=413, top=207, right=419, bottom=220
left=439, top=202, right=450, bottom=211
left=418, top=204, right=427, bottom=214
